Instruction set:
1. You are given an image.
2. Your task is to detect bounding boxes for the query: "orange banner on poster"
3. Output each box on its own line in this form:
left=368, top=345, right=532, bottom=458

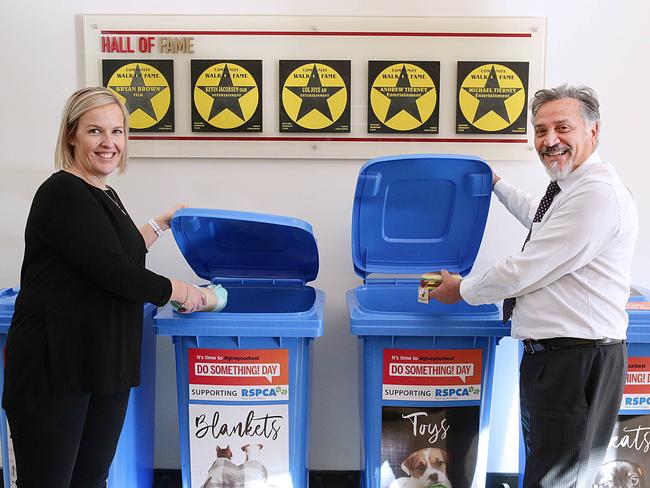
left=188, top=348, right=288, bottom=386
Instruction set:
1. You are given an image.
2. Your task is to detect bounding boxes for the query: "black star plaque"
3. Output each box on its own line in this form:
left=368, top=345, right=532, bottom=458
left=368, top=61, right=440, bottom=134
left=109, top=64, right=167, bottom=120
left=463, top=65, right=520, bottom=124
left=279, top=60, right=350, bottom=133
left=198, top=64, right=254, bottom=122
left=375, top=65, right=432, bottom=123
left=103, top=60, right=175, bottom=132
left=286, top=65, right=343, bottom=121
left=456, top=61, right=529, bottom=134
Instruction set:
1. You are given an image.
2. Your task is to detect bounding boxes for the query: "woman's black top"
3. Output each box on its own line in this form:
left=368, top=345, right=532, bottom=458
left=2, top=171, right=172, bottom=412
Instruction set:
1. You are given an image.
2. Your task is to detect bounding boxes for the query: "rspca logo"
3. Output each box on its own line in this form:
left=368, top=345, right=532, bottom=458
left=242, top=388, right=277, bottom=397
left=239, top=385, right=289, bottom=401
left=622, top=394, right=650, bottom=411
left=434, top=385, right=481, bottom=401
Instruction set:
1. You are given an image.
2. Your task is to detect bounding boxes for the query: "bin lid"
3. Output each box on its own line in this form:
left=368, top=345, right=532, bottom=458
left=627, top=285, right=650, bottom=325
left=171, top=208, right=319, bottom=283
left=352, top=154, right=492, bottom=279
left=0, top=287, right=19, bottom=330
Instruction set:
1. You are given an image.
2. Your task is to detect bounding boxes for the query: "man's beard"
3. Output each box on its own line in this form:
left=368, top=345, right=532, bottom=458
left=544, top=159, right=573, bottom=181
left=540, top=144, right=574, bottom=181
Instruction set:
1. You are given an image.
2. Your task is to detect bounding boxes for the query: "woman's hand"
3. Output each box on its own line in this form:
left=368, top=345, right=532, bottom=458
left=180, top=285, right=208, bottom=313
left=155, top=203, right=187, bottom=231
left=197, top=286, right=218, bottom=312
left=141, top=203, right=186, bottom=249
left=170, top=279, right=208, bottom=313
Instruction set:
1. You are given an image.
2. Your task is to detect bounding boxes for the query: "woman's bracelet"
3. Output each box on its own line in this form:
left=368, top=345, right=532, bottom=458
left=178, top=282, right=190, bottom=309
left=148, top=218, right=164, bottom=237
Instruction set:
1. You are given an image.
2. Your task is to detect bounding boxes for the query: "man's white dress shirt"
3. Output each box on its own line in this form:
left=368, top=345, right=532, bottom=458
left=460, top=152, right=638, bottom=340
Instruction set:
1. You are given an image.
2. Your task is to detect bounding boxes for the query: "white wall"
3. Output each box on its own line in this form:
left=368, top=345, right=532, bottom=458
left=1, top=0, right=648, bottom=472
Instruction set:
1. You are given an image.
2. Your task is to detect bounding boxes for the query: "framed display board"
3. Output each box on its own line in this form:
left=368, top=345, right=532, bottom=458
left=82, top=15, right=546, bottom=160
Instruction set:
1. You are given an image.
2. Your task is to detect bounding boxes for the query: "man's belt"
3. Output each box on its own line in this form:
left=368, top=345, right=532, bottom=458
left=523, top=337, right=624, bottom=355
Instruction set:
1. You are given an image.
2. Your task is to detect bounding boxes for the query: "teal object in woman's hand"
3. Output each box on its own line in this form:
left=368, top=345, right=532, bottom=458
left=171, top=284, right=228, bottom=312
left=204, top=284, right=228, bottom=312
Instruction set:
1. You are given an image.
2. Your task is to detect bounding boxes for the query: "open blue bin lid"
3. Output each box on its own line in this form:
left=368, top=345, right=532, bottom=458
left=171, top=208, right=319, bottom=284
left=0, top=287, right=19, bottom=331
left=352, top=154, right=492, bottom=279
left=628, top=285, right=650, bottom=328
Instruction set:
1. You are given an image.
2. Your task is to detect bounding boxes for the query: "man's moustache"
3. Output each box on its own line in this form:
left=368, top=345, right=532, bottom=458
left=541, top=145, right=571, bottom=156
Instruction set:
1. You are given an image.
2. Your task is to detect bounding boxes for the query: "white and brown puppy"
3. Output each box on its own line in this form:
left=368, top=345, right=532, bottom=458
left=389, top=447, right=451, bottom=488
left=593, top=460, right=644, bottom=488
left=200, top=444, right=268, bottom=488
left=241, top=444, right=268, bottom=488
left=242, top=443, right=264, bottom=461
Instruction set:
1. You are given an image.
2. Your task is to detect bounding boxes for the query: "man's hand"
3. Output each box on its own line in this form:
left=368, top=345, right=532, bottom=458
left=492, top=170, right=501, bottom=189
left=428, top=270, right=463, bottom=304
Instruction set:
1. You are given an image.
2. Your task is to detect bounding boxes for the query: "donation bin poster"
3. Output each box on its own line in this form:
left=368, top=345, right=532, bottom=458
left=102, top=59, right=174, bottom=132
left=456, top=61, right=528, bottom=135
left=279, top=60, right=351, bottom=133
left=381, top=406, right=479, bottom=488
left=621, top=356, right=650, bottom=410
left=188, top=348, right=289, bottom=401
left=596, top=414, right=650, bottom=488
left=6, top=420, right=17, bottom=487
left=188, top=403, right=290, bottom=488
left=594, top=357, right=650, bottom=487
left=368, top=61, right=440, bottom=134
left=382, top=349, right=482, bottom=402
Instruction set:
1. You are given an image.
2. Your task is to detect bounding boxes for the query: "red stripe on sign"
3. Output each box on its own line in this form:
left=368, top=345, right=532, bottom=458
left=101, top=30, right=532, bottom=38
left=128, top=135, right=528, bottom=143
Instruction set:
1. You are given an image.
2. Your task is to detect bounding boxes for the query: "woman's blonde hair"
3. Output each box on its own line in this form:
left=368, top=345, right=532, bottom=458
left=54, top=87, right=130, bottom=174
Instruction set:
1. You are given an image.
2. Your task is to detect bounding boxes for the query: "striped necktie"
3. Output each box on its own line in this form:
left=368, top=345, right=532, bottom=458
left=502, top=181, right=561, bottom=323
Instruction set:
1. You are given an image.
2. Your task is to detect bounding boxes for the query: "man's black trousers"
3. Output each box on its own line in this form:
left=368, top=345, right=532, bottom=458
left=520, top=341, right=626, bottom=488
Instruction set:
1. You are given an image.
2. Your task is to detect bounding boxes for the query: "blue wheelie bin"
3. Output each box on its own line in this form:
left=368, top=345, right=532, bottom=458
left=0, top=288, right=18, bottom=487
left=107, top=301, right=158, bottom=488
left=517, top=286, right=650, bottom=487
left=0, top=287, right=158, bottom=488
left=154, top=208, right=324, bottom=488
left=590, top=286, right=650, bottom=486
left=347, top=154, right=506, bottom=488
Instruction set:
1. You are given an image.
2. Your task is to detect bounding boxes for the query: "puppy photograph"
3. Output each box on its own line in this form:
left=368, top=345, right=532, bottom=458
left=380, top=406, right=480, bottom=488
left=389, top=447, right=452, bottom=488
left=593, top=460, right=644, bottom=488
left=189, top=404, right=290, bottom=488
left=200, top=444, right=269, bottom=488
left=596, top=415, right=650, bottom=488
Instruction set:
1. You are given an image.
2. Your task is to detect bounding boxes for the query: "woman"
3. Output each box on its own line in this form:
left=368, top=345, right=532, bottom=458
left=2, top=87, right=207, bottom=487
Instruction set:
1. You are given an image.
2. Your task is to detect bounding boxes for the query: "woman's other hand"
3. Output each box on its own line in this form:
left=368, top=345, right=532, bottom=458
left=156, top=203, right=187, bottom=231
left=180, top=284, right=207, bottom=313
left=197, top=286, right=218, bottom=312
left=170, top=279, right=207, bottom=313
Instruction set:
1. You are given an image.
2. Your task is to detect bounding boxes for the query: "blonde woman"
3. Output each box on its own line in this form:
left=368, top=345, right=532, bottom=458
left=3, top=87, right=206, bottom=488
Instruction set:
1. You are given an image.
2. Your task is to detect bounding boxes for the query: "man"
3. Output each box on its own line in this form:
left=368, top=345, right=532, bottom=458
left=430, top=84, right=638, bottom=488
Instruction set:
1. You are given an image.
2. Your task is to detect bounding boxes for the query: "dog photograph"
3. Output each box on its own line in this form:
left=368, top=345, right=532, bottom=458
left=594, top=414, right=650, bottom=488
left=592, top=460, right=644, bottom=488
left=380, top=406, right=480, bottom=488
left=200, top=444, right=269, bottom=488
left=189, top=404, right=290, bottom=488
left=388, top=447, right=451, bottom=488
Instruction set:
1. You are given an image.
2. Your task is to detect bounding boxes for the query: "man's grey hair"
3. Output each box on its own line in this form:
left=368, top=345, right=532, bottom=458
left=530, top=84, right=600, bottom=127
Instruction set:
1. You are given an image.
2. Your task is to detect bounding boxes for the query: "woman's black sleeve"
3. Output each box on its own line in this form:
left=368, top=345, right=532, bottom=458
left=30, top=177, right=172, bottom=305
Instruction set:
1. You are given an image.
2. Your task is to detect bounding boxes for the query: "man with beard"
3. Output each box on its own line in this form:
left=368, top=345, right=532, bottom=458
left=429, top=84, right=638, bottom=488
